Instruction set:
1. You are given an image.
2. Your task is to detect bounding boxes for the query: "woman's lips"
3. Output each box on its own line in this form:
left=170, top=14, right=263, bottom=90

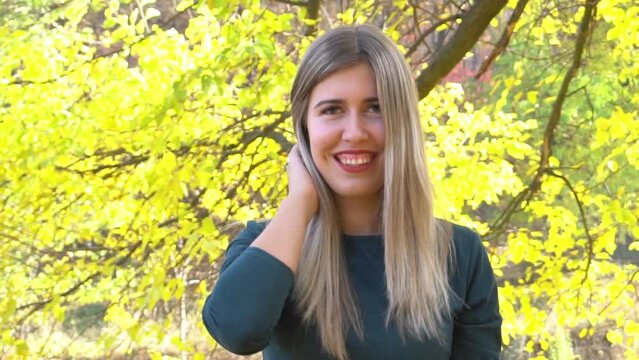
left=335, top=153, right=373, bottom=165
left=333, top=153, right=376, bottom=173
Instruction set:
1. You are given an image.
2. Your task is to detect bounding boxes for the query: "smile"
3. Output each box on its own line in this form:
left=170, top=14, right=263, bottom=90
left=333, top=151, right=377, bottom=173
left=335, top=154, right=372, bottom=165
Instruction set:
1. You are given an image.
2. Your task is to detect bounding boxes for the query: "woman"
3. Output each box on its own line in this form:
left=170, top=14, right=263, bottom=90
left=202, top=25, right=502, bottom=360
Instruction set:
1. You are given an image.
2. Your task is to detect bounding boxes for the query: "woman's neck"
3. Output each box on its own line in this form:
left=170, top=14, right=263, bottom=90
left=335, top=195, right=381, bottom=236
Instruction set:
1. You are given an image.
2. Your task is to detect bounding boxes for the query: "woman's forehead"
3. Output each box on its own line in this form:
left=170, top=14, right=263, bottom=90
left=309, top=63, right=377, bottom=100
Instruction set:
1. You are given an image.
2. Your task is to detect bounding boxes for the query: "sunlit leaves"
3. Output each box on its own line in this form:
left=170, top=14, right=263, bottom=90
left=1, top=0, right=295, bottom=357
left=421, top=84, right=535, bottom=225
left=1, top=0, right=638, bottom=358
left=483, top=0, right=639, bottom=354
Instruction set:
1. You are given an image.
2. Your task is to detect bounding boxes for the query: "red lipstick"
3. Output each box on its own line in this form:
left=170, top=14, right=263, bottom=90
left=333, top=150, right=376, bottom=174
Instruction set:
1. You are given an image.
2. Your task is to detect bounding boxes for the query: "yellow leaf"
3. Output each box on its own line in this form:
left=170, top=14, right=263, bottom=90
left=171, top=335, right=186, bottom=350
left=53, top=304, right=65, bottom=322
left=16, top=339, right=29, bottom=356
left=531, top=26, right=544, bottom=39
left=540, top=338, right=549, bottom=351
left=201, top=217, right=216, bottom=234
left=2, top=330, right=13, bottom=346
left=626, top=321, right=639, bottom=335
left=1, top=297, right=16, bottom=322
left=526, top=339, right=535, bottom=352
left=502, top=334, right=510, bottom=346
left=579, top=328, right=588, bottom=338
left=606, top=329, right=624, bottom=344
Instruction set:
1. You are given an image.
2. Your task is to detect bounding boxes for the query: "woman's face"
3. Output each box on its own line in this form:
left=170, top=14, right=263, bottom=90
left=306, top=62, right=385, bottom=202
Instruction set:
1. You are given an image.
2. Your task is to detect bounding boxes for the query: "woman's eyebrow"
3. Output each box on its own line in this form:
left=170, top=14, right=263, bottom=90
left=313, top=97, right=379, bottom=109
left=313, top=99, right=343, bottom=109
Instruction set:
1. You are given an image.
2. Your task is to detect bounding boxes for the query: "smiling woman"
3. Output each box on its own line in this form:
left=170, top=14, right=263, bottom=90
left=306, top=62, right=385, bottom=219
left=202, top=25, right=502, bottom=360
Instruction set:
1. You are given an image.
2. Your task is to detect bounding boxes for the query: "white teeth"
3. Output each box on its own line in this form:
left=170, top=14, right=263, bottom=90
left=337, top=156, right=371, bottom=165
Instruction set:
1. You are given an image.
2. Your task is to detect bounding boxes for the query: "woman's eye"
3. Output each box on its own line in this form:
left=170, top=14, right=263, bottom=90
left=368, top=104, right=381, bottom=113
left=320, top=106, right=341, bottom=115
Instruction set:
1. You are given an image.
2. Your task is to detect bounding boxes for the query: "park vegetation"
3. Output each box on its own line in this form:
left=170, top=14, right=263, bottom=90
left=0, top=0, right=637, bottom=359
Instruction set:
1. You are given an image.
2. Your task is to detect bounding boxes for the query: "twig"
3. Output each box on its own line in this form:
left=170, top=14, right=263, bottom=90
left=485, top=0, right=599, bottom=241
left=598, top=269, right=639, bottom=316
left=475, top=0, right=530, bottom=79
left=271, top=0, right=307, bottom=5
left=547, top=171, right=594, bottom=302
left=15, top=241, right=142, bottom=324
left=405, top=14, right=463, bottom=58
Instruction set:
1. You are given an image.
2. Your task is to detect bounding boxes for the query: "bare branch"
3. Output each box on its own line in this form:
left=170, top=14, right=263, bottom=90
left=405, top=14, right=463, bottom=58
left=475, top=0, right=530, bottom=79
left=547, top=171, right=594, bottom=298
left=271, top=0, right=307, bottom=5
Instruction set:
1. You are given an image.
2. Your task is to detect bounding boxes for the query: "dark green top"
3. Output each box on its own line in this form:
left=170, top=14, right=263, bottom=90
left=202, top=221, right=501, bottom=359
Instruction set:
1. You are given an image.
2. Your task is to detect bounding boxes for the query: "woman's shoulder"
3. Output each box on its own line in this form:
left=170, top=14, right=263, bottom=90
left=437, top=218, right=482, bottom=242
left=244, top=219, right=270, bottom=234
left=218, top=219, right=272, bottom=272
left=437, top=219, right=487, bottom=266
left=438, top=219, right=495, bottom=295
left=230, top=219, right=271, bottom=244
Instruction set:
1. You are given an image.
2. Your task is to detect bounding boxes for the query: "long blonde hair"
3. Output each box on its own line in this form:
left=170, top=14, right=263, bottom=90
left=290, top=25, right=453, bottom=360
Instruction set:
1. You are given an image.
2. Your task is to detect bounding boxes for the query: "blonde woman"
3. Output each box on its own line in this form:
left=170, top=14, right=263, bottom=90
left=202, top=25, right=502, bottom=360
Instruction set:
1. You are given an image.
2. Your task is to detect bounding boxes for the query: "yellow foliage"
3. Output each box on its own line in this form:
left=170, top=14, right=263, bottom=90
left=0, top=0, right=638, bottom=358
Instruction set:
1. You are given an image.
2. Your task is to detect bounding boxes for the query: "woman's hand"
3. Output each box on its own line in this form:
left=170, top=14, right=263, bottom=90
left=286, top=144, right=319, bottom=220
left=248, top=144, right=318, bottom=272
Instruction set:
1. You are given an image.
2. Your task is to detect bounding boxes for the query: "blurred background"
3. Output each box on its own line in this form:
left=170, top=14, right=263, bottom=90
left=0, top=0, right=637, bottom=359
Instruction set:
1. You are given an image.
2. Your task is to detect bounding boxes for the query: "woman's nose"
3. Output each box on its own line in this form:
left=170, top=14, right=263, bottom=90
left=342, top=111, right=369, bottom=142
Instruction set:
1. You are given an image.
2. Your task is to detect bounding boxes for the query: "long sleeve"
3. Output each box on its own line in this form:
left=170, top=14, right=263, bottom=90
left=202, top=220, right=294, bottom=355
left=450, top=227, right=502, bottom=360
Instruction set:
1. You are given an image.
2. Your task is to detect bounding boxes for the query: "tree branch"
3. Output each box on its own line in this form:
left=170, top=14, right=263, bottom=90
left=485, top=0, right=599, bottom=241
left=5, top=1, right=198, bottom=86
left=304, top=0, right=320, bottom=36
left=475, top=0, right=530, bottom=79
left=542, top=1, right=597, bottom=170
left=414, top=0, right=508, bottom=98
left=272, top=0, right=308, bottom=5
left=547, top=171, right=594, bottom=297
left=405, top=14, right=463, bottom=58
left=598, top=268, right=639, bottom=316
left=54, top=153, right=149, bottom=177
left=16, top=241, right=142, bottom=324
